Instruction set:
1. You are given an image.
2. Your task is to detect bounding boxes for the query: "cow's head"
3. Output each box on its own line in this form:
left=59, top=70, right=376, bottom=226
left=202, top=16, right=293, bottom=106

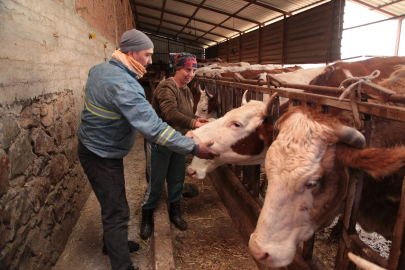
left=187, top=91, right=278, bottom=179
left=249, top=106, right=405, bottom=267
left=195, top=86, right=219, bottom=120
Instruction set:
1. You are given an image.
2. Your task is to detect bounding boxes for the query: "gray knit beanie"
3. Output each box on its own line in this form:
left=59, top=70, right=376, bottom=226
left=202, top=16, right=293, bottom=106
left=119, top=29, right=154, bottom=53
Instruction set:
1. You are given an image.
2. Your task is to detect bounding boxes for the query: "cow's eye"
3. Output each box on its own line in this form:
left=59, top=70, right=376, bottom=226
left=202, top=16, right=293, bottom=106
left=305, top=180, right=320, bottom=189
left=232, top=122, right=242, bottom=127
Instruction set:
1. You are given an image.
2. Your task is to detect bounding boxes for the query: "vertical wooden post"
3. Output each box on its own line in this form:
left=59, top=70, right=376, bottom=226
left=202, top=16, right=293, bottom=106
left=258, top=26, right=262, bottom=64
left=226, top=39, right=229, bottom=63
left=326, top=0, right=336, bottom=64
left=281, top=14, right=286, bottom=66
left=395, top=19, right=403, bottom=56
left=334, top=116, right=372, bottom=270
left=239, top=34, right=242, bottom=62
left=388, top=176, right=405, bottom=269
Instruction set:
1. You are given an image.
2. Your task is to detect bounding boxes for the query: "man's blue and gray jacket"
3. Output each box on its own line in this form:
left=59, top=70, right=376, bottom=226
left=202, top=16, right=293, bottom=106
left=78, top=57, right=198, bottom=158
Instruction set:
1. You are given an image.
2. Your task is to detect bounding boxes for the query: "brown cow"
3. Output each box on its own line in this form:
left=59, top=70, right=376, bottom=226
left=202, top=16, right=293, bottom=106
left=248, top=104, right=405, bottom=267
left=310, top=57, right=405, bottom=87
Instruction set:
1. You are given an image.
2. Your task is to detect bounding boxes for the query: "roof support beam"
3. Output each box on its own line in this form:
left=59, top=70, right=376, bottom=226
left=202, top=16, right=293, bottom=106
left=156, top=0, right=166, bottom=35
left=133, top=2, right=242, bottom=33
left=241, top=0, right=292, bottom=16
left=175, top=0, right=206, bottom=41
left=371, top=0, right=405, bottom=11
left=395, top=18, right=403, bottom=56
left=189, top=1, right=252, bottom=45
left=140, top=21, right=218, bottom=43
left=173, top=0, right=263, bottom=25
left=139, top=26, right=210, bottom=46
left=137, top=12, right=227, bottom=38
left=349, top=0, right=397, bottom=17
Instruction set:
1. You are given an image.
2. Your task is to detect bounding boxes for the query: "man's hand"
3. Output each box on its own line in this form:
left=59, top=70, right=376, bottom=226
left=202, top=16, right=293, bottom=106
left=196, top=141, right=220, bottom=159
left=194, top=118, right=209, bottom=129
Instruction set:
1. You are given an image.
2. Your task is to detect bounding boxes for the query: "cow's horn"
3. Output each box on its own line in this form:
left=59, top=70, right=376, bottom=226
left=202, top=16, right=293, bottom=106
left=242, top=90, right=249, bottom=105
left=334, top=126, right=366, bottom=149
left=205, top=89, right=213, bottom=100
left=199, top=85, right=203, bottom=93
left=262, top=92, right=278, bottom=118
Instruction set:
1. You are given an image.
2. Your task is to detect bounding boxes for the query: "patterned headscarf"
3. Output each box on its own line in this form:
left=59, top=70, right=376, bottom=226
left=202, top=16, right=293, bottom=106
left=169, top=52, right=197, bottom=76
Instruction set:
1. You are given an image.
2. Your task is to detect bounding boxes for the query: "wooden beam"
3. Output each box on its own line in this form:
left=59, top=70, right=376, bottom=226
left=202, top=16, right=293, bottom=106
left=173, top=0, right=263, bottom=25
left=258, top=26, right=262, bottom=64
left=239, top=34, right=242, bottom=62
left=241, top=0, right=292, bottom=16
left=156, top=0, right=166, bottom=35
left=388, top=176, right=405, bottom=270
left=132, top=3, right=140, bottom=29
left=395, top=19, right=403, bottom=56
left=281, top=15, right=286, bottom=66
left=326, top=0, right=335, bottom=64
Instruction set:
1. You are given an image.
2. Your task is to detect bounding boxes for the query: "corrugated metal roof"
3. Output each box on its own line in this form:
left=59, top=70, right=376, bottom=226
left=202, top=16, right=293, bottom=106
left=129, top=0, right=405, bottom=48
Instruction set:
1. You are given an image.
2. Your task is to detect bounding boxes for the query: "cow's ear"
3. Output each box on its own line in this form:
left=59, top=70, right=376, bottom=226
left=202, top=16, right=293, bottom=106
left=336, top=144, right=405, bottom=179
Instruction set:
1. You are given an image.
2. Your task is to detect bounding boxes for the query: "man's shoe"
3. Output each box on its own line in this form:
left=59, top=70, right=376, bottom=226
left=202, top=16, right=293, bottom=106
left=169, top=201, right=188, bottom=231
left=182, top=183, right=199, bottom=198
left=140, top=208, right=154, bottom=240
left=102, top=240, right=139, bottom=255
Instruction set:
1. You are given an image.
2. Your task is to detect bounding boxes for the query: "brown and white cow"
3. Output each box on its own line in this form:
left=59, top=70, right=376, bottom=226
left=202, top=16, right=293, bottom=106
left=248, top=105, right=405, bottom=268
left=186, top=91, right=278, bottom=179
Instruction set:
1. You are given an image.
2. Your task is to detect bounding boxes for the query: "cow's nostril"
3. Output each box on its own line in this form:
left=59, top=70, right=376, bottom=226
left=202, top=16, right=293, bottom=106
left=258, top=253, right=270, bottom=262
left=186, top=168, right=196, bottom=176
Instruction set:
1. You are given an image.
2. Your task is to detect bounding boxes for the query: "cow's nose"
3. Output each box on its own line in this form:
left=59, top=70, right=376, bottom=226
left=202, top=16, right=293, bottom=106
left=186, top=167, right=196, bottom=177
left=249, top=237, right=272, bottom=265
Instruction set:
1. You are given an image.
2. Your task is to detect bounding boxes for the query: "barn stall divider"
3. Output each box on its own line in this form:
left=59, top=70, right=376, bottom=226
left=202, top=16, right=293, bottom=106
left=191, top=73, right=405, bottom=270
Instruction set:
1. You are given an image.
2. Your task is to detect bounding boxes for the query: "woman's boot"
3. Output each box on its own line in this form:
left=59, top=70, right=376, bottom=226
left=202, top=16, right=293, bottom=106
left=169, top=201, right=187, bottom=231
left=140, top=208, right=154, bottom=240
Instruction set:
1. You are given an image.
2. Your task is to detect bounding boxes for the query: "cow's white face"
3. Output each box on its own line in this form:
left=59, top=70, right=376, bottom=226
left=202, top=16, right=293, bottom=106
left=187, top=100, right=271, bottom=179
left=195, top=89, right=218, bottom=120
left=249, top=108, right=352, bottom=267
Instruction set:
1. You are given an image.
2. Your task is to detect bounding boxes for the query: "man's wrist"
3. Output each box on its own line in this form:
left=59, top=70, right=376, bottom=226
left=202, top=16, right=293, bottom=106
left=191, top=144, right=199, bottom=155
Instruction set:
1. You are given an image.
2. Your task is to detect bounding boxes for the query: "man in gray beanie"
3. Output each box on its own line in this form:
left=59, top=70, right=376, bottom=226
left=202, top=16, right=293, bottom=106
left=77, top=29, right=219, bottom=270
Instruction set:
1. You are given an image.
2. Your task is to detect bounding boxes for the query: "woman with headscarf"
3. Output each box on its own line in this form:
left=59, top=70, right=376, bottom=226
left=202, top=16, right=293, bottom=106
left=140, top=53, right=209, bottom=239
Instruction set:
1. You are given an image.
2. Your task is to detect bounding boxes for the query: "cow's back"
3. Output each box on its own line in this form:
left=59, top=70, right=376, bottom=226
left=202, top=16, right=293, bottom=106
left=310, top=57, right=405, bottom=87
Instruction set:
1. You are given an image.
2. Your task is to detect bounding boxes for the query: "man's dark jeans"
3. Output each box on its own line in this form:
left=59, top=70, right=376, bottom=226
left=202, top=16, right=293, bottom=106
left=78, top=140, right=133, bottom=270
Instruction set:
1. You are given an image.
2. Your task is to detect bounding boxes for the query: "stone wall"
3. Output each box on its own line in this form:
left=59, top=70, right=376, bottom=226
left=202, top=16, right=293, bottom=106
left=0, top=90, right=92, bottom=269
left=0, top=0, right=136, bottom=269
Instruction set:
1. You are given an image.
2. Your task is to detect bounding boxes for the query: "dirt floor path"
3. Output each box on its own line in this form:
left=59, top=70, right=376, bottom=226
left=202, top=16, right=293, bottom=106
left=53, top=134, right=257, bottom=270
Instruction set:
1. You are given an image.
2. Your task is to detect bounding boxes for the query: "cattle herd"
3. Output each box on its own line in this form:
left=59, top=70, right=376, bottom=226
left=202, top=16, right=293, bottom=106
left=186, top=57, right=405, bottom=269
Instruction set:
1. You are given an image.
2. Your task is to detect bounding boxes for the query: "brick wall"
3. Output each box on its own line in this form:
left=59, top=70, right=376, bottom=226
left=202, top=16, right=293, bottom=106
left=76, top=0, right=135, bottom=48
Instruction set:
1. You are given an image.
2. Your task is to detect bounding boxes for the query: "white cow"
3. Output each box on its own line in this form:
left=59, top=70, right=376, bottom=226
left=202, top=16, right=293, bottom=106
left=195, top=87, right=218, bottom=121
left=186, top=91, right=278, bottom=179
